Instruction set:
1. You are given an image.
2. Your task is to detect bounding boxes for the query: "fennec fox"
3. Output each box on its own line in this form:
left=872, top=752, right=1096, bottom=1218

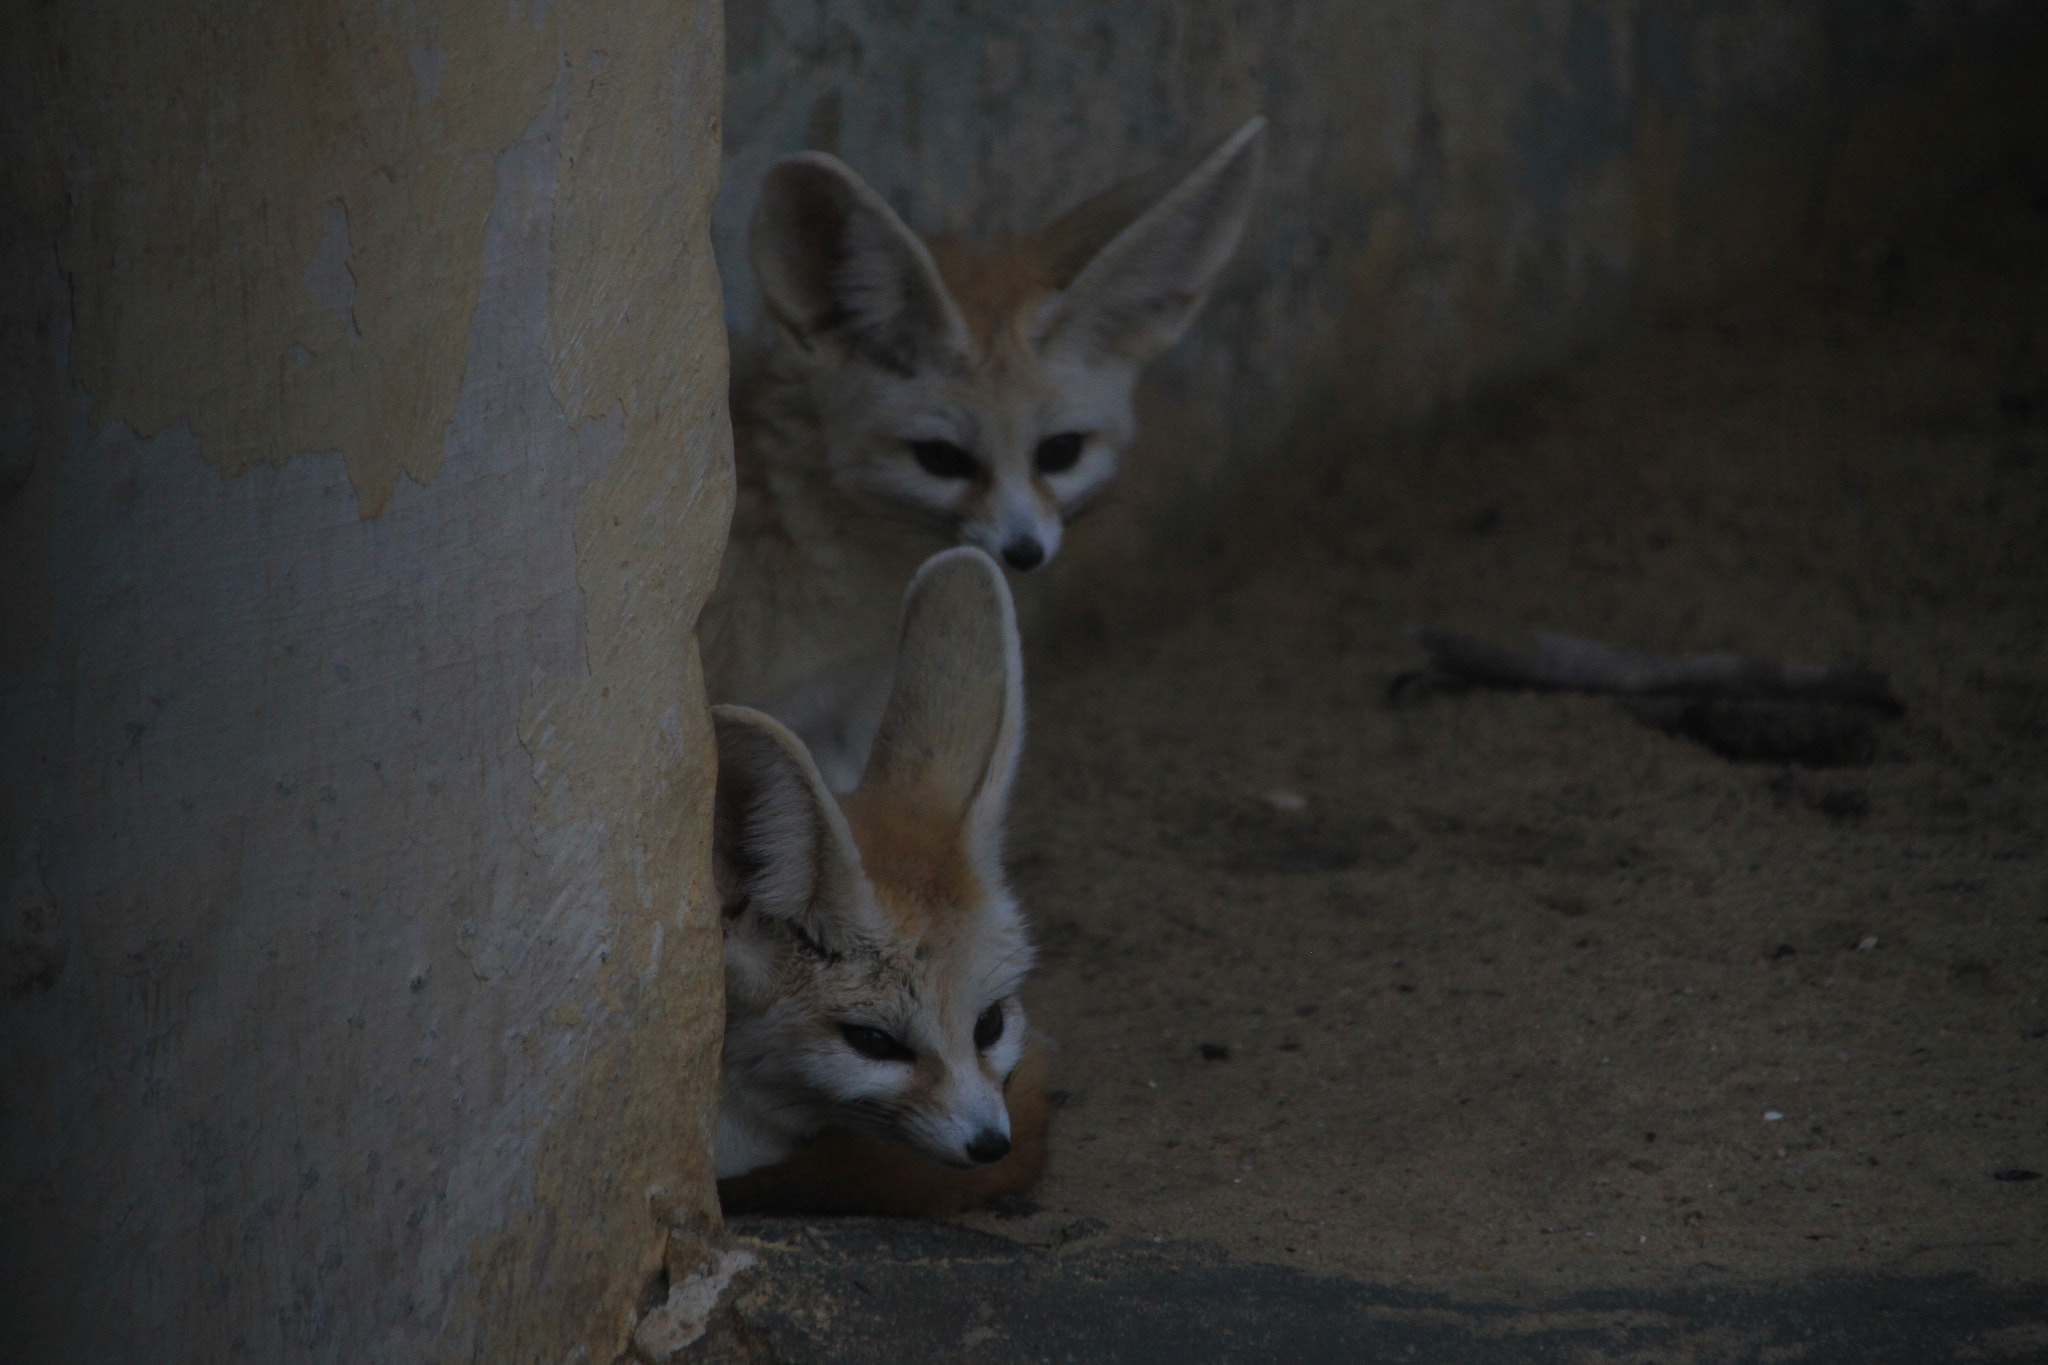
left=712, top=547, right=1044, bottom=1212
left=702, top=118, right=1266, bottom=790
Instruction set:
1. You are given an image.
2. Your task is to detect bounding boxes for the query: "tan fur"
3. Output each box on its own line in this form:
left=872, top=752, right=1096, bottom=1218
left=923, top=237, right=1063, bottom=347
left=702, top=119, right=1265, bottom=791
left=838, top=792, right=979, bottom=934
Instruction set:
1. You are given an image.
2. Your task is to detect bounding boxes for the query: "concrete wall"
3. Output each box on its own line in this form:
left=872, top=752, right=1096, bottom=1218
left=718, top=0, right=2048, bottom=602
left=0, top=2, right=731, bottom=1360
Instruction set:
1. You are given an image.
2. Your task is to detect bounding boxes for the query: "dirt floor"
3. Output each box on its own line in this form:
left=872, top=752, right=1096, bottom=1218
left=949, top=177, right=2048, bottom=1299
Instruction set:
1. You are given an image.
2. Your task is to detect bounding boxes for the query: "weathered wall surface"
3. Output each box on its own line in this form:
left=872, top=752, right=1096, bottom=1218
left=717, top=0, right=2048, bottom=601
left=0, top=2, right=730, bottom=1361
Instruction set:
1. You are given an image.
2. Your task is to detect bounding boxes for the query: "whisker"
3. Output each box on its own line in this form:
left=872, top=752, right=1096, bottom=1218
left=974, top=944, right=1036, bottom=996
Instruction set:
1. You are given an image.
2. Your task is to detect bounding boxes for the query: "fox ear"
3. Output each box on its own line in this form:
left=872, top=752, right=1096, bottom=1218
left=857, top=548, right=1024, bottom=859
left=1037, top=116, right=1265, bottom=367
left=712, top=705, right=869, bottom=939
left=751, top=152, right=973, bottom=371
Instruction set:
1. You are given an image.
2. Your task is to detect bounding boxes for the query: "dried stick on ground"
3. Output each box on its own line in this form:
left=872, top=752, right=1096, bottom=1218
left=1397, top=627, right=1905, bottom=715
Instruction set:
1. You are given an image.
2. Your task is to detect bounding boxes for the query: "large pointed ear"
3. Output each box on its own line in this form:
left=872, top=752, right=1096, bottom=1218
left=750, top=152, right=974, bottom=372
left=1036, top=116, right=1265, bottom=366
left=855, top=548, right=1024, bottom=859
left=712, top=705, right=869, bottom=940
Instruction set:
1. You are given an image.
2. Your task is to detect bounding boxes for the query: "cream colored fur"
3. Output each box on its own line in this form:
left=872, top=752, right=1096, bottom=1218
left=714, top=548, right=1032, bottom=1179
left=701, top=118, right=1265, bottom=789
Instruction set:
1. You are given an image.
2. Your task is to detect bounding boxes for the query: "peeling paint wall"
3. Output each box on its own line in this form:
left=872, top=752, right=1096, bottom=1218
left=0, top=2, right=730, bottom=1361
left=717, top=0, right=2048, bottom=598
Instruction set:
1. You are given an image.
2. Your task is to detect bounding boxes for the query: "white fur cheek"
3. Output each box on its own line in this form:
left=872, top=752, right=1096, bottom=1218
left=716, top=1110, right=792, bottom=1179
left=988, top=1004, right=1029, bottom=1080
left=721, top=936, right=777, bottom=1017
left=849, top=449, right=975, bottom=520
left=793, top=1038, right=912, bottom=1106
left=1043, top=446, right=1118, bottom=517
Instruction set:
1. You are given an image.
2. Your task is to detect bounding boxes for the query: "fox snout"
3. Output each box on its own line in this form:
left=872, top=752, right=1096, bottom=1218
left=965, top=1128, right=1012, bottom=1164
left=997, top=538, right=1043, bottom=572
left=961, top=488, right=1064, bottom=573
left=905, top=1087, right=1015, bottom=1169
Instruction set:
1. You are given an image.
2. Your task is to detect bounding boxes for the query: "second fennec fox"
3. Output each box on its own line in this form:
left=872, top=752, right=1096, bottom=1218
left=702, top=118, right=1266, bottom=790
left=712, top=547, right=1047, bottom=1215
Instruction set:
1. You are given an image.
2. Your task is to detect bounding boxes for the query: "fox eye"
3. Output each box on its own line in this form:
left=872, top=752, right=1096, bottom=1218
left=908, top=439, right=979, bottom=480
left=973, top=1001, right=1006, bottom=1050
left=840, top=1023, right=915, bottom=1063
left=1034, top=432, right=1086, bottom=474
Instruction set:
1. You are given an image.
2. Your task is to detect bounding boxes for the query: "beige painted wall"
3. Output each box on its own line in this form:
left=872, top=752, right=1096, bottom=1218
left=0, top=2, right=731, bottom=1360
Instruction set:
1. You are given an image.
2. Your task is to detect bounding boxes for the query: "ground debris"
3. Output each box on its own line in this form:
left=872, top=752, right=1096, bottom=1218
left=1392, top=628, right=1903, bottom=765
left=1395, top=627, right=1904, bottom=714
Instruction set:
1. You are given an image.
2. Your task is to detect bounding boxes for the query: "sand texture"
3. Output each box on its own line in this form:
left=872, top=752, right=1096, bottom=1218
left=963, top=179, right=2048, bottom=1296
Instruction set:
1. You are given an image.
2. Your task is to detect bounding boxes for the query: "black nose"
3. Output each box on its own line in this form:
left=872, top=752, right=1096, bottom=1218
left=1001, top=538, right=1044, bottom=571
left=965, top=1128, right=1012, bottom=1165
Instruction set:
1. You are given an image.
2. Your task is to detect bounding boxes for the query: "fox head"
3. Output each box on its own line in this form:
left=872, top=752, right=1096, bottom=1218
left=750, top=117, right=1266, bottom=573
left=714, top=547, right=1032, bottom=1175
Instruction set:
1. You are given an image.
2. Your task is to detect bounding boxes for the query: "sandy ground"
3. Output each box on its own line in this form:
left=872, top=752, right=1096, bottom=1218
left=954, top=178, right=2048, bottom=1295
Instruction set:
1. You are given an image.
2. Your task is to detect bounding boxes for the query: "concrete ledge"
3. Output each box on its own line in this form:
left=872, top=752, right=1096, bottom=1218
left=691, top=1216, right=2048, bottom=1363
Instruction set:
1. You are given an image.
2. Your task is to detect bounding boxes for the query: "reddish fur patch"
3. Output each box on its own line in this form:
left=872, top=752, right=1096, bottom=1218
left=837, top=790, right=983, bottom=935
left=717, top=1035, right=1054, bottom=1218
left=924, top=235, right=1061, bottom=351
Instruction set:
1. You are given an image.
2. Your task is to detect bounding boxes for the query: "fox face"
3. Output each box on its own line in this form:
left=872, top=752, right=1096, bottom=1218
left=750, top=118, right=1266, bottom=572
left=713, top=547, right=1033, bottom=1177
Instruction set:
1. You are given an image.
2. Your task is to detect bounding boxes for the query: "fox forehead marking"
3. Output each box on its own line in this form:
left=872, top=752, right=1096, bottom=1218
left=923, top=236, right=1062, bottom=351
left=781, top=931, right=918, bottom=1011
left=837, top=792, right=985, bottom=933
